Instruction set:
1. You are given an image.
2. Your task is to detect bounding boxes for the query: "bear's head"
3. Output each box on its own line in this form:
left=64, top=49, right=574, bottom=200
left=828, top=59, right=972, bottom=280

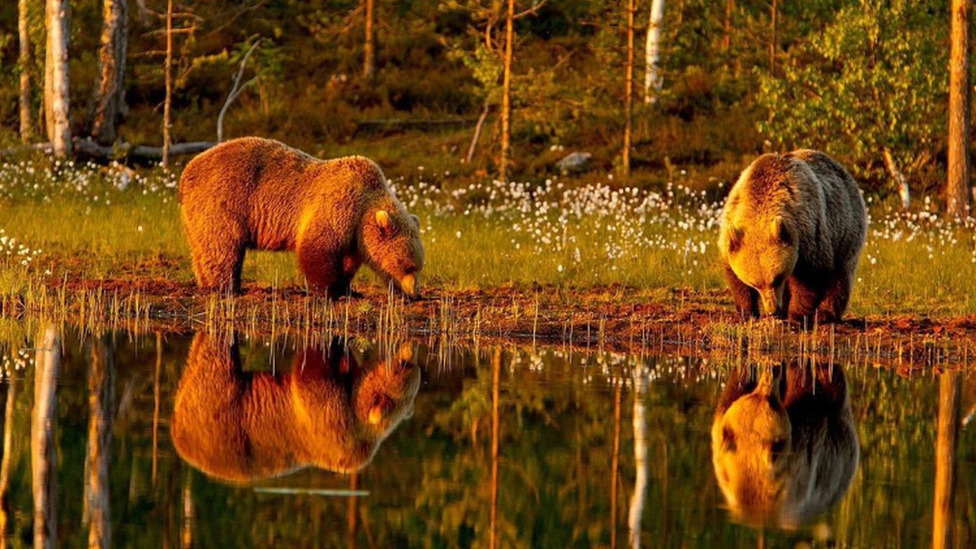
left=362, top=207, right=425, bottom=298
left=288, top=342, right=422, bottom=474
left=711, top=368, right=792, bottom=523
left=352, top=344, right=421, bottom=435
left=721, top=156, right=800, bottom=316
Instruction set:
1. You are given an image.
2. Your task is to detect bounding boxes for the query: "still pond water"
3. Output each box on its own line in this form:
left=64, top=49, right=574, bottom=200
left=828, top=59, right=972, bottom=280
left=0, top=326, right=974, bottom=548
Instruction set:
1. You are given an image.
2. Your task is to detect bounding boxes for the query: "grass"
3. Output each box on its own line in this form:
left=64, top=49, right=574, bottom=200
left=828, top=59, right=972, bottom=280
left=0, top=153, right=974, bottom=320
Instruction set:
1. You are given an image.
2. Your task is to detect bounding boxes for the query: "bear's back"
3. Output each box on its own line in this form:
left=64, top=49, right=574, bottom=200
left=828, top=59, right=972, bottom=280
left=179, top=137, right=320, bottom=203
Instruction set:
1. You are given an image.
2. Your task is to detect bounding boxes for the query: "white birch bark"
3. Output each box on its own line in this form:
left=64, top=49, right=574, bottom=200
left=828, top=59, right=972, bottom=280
left=45, top=0, right=71, bottom=157
left=643, top=0, right=665, bottom=104
left=32, top=325, right=61, bottom=549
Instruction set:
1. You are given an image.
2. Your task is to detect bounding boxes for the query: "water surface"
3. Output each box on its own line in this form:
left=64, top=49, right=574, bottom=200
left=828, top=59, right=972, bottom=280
left=0, top=326, right=973, bottom=548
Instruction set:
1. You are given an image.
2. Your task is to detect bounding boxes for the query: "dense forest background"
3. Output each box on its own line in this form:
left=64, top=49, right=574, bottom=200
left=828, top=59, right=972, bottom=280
left=0, top=0, right=963, bottom=198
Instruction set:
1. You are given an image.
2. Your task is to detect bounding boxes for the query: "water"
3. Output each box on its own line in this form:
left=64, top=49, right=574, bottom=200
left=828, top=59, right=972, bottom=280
left=0, top=325, right=974, bottom=548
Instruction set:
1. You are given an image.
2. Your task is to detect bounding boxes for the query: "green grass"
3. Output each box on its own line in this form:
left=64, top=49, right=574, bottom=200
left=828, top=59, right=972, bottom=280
left=0, top=156, right=974, bottom=318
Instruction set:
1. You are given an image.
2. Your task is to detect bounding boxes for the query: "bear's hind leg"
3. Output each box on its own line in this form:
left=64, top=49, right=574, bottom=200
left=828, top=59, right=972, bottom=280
left=818, top=274, right=852, bottom=323
left=724, top=265, right=759, bottom=319
left=786, top=278, right=824, bottom=326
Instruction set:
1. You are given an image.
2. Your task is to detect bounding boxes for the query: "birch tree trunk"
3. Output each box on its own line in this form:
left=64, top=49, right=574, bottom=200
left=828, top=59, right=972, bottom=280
left=499, top=0, right=515, bottom=182
left=162, top=0, right=173, bottom=168
left=643, top=0, right=665, bottom=104
left=44, top=0, right=71, bottom=157
left=90, top=0, right=128, bottom=145
left=84, top=338, right=115, bottom=549
left=628, top=370, right=649, bottom=549
left=948, top=0, right=972, bottom=218
left=19, top=0, right=34, bottom=143
left=363, top=0, right=375, bottom=79
left=622, top=0, right=635, bottom=176
left=32, top=325, right=61, bottom=549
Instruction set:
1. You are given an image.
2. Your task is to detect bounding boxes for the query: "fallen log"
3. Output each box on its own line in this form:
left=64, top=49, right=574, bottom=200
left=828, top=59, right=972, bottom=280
left=0, top=139, right=214, bottom=161
left=73, top=139, right=215, bottom=161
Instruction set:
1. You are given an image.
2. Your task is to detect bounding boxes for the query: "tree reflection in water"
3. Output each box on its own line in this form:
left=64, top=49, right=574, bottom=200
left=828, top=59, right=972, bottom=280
left=32, top=325, right=60, bottom=549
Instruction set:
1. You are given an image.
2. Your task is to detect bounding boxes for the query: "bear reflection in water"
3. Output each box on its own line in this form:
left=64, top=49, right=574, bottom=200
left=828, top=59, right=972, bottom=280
left=172, top=332, right=421, bottom=484
left=711, top=360, right=859, bottom=529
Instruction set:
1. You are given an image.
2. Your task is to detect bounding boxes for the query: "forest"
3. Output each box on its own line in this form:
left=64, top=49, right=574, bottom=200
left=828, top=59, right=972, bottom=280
left=0, top=0, right=971, bottom=206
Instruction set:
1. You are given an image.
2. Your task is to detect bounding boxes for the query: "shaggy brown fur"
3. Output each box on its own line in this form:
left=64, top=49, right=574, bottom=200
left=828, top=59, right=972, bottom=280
left=171, top=333, right=420, bottom=483
left=711, top=361, right=859, bottom=528
left=179, top=137, right=425, bottom=296
left=718, top=150, right=867, bottom=322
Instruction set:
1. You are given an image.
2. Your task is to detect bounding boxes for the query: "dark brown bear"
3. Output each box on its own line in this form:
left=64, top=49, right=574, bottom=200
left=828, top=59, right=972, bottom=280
left=718, top=150, right=867, bottom=322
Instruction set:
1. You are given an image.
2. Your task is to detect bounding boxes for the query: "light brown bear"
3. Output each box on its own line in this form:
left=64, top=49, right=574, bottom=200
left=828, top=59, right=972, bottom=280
left=711, top=361, right=859, bottom=528
left=171, top=332, right=421, bottom=483
left=718, top=150, right=867, bottom=322
left=179, top=137, right=424, bottom=297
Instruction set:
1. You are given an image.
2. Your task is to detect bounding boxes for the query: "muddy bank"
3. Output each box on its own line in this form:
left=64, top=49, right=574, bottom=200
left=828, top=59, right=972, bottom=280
left=2, top=275, right=972, bottom=369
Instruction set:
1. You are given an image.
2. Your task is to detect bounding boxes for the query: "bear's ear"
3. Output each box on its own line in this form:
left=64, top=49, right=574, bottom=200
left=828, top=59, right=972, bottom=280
left=375, top=209, right=392, bottom=234
left=772, top=217, right=792, bottom=245
left=727, top=226, right=744, bottom=253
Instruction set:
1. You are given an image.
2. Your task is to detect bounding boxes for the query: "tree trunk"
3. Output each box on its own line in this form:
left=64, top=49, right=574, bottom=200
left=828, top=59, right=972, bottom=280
left=466, top=101, right=491, bottom=164
left=489, top=347, right=501, bottom=549
left=44, top=0, right=71, bottom=157
left=18, top=0, right=34, bottom=143
left=643, top=0, right=665, bottom=104
left=622, top=0, right=636, bottom=177
left=89, top=0, right=128, bottom=145
left=722, top=0, right=733, bottom=52
left=181, top=473, right=194, bottom=549
left=499, top=0, right=515, bottom=182
left=768, top=0, right=777, bottom=75
left=609, top=385, right=622, bottom=549
left=162, top=0, right=174, bottom=168
left=948, top=0, right=972, bottom=218
left=32, top=325, right=60, bottom=549
left=933, top=372, right=961, bottom=549
left=628, top=370, right=648, bottom=549
left=84, top=337, right=114, bottom=549
left=363, top=0, right=375, bottom=79
left=883, top=147, right=911, bottom=210
left=0, top=379, right=17, bottom=549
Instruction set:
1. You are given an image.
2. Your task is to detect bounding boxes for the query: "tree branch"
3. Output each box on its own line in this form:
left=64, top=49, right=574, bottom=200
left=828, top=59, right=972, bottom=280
left=217, top=40, right=261, bottom=143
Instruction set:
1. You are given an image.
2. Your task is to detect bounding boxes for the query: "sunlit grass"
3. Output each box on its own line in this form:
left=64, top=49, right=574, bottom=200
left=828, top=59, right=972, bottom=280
left=0, top=155, right=974, bottom=317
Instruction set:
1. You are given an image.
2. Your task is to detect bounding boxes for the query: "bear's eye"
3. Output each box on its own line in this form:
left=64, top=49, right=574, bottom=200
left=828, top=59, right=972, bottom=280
left=404, top=265, right=417, bottom=275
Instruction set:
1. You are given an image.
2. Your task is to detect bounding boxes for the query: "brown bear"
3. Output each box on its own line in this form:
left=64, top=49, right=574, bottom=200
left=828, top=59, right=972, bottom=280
left=710, top=360, right=859, bottom=528
left=179, top=137, right=425, bottom=297
left=171, top=332, right=421, bottom=483
left=718, top=150, right=867, bottom=322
